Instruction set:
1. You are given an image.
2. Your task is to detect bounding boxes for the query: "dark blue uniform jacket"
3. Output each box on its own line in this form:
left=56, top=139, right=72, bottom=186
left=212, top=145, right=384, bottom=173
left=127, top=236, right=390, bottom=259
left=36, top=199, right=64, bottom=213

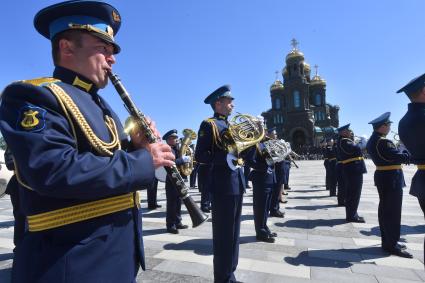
left=245, top=143, right=276, bottom=191
left=194, top=113, right=245, bottom=195
left=366, top=131, right=408, bottom=188
left=0, top=66, right=154, bottom=282
left=399, top=103, right=425, bottom=199
left=338, top=137, right=367, bottom=174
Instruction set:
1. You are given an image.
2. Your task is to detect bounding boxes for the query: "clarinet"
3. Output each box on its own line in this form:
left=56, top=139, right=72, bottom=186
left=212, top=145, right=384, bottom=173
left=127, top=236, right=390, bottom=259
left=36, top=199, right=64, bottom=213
left=108, top=72, right=208, bottom=228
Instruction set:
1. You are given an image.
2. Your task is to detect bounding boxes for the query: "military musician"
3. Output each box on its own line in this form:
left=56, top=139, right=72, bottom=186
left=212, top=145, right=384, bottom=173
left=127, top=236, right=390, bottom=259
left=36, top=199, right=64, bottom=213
left=195, top=85, right=245, bottom=283
left=245, top=129, right=278, bottom=243
left=398, top=73, right=425, bottom=262
left=163, top=129, right=190, bottom=234
left=0, top=1, right=175, bottom=281
left=366, top=112, right=412, bottom=258
left=336, top=124, right=367, bottom=223
left=324, top=138, right=337, bottom=196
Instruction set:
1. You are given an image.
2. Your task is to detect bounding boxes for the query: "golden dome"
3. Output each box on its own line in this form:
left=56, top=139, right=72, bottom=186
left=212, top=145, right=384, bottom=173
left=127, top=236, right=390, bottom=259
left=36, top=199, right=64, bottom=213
left=285, top=49, right=304, bottom=61
left=311, top=75, right=326, bottom=86
left=303, top=62, right=311, bottom=73
left=270, top=80, right=284, bottom=91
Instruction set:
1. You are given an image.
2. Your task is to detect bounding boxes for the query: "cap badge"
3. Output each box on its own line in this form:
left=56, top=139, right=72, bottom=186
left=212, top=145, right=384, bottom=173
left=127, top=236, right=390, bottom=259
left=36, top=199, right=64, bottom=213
left=112, top=10, right=121, bottom=23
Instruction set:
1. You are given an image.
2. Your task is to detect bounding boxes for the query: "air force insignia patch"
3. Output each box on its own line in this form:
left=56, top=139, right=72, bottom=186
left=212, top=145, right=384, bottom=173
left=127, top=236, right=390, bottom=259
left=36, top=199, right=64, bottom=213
left=17, top=106, right=46, bottom=132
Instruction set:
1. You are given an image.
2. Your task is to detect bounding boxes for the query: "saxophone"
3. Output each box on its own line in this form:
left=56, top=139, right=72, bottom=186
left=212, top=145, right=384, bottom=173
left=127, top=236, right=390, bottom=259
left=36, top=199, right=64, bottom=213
left=178, top=129, right=197, bottom=177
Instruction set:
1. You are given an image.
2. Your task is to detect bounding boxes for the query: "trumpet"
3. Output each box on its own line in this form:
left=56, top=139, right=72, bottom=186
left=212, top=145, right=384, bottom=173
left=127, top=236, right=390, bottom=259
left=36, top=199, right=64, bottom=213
left=108, top=72, right=208, bottom=228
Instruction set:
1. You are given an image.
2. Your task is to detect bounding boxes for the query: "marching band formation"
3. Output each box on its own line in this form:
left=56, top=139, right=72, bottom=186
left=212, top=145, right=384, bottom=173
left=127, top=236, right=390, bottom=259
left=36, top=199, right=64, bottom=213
left=1, top=1, right=425, bottom=283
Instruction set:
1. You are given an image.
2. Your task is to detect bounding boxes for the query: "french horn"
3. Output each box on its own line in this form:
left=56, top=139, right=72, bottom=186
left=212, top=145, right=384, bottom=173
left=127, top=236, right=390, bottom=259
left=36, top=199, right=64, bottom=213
left=221, top=113, right=265, bottom=170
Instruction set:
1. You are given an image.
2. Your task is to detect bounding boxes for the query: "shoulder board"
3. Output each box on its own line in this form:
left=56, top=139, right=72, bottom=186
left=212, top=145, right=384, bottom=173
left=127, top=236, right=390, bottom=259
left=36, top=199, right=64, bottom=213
left=204, top=118, right=215, bottom=123
left=19, top=77, right=60, bottom=87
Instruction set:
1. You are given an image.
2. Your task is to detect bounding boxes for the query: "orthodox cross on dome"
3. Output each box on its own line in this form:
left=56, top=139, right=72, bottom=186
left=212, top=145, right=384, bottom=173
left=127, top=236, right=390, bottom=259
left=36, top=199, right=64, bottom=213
left=314, top=64, right=319, bottom=76
left=275, top=70, right=279, bottom=80
left=291, top=38, right=299, bottom=50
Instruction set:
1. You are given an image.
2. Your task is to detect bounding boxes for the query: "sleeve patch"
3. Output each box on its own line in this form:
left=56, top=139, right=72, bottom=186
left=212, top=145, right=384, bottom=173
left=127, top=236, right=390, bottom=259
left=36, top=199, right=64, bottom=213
left=16, top=105, right=46, bottom=132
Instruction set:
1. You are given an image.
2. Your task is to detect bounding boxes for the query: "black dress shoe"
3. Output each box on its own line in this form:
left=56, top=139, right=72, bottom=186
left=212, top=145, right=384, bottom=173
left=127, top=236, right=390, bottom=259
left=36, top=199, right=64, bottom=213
left=167, top=227, right=179, bottom=234
left=346, top=216, right=365, bottom=223
left=283, top=191, right=288, bottom=195
left=147, top=204, right=162, bottom=210
left=279, top=199, right=288, bottom=204
left=270, top=210, right=285, bottom=218
left=201, top=207, right=210, bottom=213
left=384, top=247, right=413, bottom=258
left=397, top=243, right=407, bottom=250
left=268, top=232, right=277, bottom=237
left=256, top=235, right=275, bottom=243
left=176, top=223, right=188, bottom=229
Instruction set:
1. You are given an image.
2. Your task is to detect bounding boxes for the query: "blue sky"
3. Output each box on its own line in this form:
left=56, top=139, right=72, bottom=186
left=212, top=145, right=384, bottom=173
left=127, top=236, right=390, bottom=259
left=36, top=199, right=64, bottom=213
left=1, top=1, right=424, bottom=139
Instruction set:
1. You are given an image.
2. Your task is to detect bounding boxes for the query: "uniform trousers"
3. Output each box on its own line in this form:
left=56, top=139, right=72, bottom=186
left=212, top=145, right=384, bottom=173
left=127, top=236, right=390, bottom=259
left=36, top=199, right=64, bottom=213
left=326, top=161, right=337, bottom=196
left=344, top=170, right=363, bottom=220
left=252, top=179, right=273, bottom=237
left=336, top=163, right=346, bottom=205
left=376, top=183, right=402, bottom=249
left=147, top=178, right=158, bottom=208
left=165, top=181, right=182, bottom=228
left=269, top=183, right=282, bottom=213
left=211, top=194, right=243, bottom=283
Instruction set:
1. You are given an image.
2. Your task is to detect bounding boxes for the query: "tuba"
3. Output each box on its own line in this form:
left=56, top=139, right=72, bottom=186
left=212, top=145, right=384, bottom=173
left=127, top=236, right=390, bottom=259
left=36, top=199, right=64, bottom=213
left=262, top=139, right=292, bottom=166
left=178, top=129, right=197, bottom=177
left=221, top=113, right=265, bottom=170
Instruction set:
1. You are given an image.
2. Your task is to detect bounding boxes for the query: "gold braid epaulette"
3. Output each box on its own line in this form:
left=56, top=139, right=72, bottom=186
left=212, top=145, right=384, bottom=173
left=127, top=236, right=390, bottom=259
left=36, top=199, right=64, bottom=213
left=204, top=118, right=224, bottom=150
left=20, top=77, right=61, bottom=86
left=45, top=83, right=121, bottom=156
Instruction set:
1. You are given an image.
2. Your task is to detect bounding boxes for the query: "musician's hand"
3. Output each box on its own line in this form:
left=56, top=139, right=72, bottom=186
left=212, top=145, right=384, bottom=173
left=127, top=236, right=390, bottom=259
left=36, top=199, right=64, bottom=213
left=145, top=142, right=175, bottom=168
left=129, top=117, right=161, bottom=148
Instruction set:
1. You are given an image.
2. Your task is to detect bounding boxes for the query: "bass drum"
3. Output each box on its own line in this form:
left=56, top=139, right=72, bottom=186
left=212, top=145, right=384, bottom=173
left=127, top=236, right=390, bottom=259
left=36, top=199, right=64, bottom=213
left=155, top=166, right=167, bottom=182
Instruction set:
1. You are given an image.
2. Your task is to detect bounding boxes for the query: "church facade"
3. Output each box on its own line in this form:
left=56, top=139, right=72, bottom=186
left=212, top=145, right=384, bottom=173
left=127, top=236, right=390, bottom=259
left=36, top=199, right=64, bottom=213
left=262, top=39, right=340, bottom=151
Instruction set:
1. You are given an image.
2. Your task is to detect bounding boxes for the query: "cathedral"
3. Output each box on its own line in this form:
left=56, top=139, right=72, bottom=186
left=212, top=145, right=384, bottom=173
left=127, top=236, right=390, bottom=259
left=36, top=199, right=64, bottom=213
left=262, top=39, right=340, bottom=151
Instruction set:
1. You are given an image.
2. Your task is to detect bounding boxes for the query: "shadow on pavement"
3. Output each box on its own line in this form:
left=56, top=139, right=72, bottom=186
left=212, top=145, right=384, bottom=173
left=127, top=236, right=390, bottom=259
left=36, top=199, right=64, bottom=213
left=290, top=195, right=331, bottom=200
left=286, top=204, right=337, bottom=211
left=360, top=224, right=425, bottom=237
left=284, top=246, right=388, bottom=268
left=163, top=238, right=213, bottom=256
left=0, top=221, right=14, bottom=228
left=275, top=218, right=346, bottom=229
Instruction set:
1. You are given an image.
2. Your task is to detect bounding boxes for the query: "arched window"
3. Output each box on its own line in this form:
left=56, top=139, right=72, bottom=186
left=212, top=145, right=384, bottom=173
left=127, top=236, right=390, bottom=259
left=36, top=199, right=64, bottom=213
left=275, top=98, right=281, bottom=109
left=315, top=93, right=321, bottom=106
left=293, top=90, right=301, bottom=108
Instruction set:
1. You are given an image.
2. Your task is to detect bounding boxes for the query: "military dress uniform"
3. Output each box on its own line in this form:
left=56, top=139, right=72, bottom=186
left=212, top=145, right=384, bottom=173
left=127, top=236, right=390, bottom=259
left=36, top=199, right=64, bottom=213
left=195, top=85, right=245, bottom=283
left=324, top=141, right=337, bottom=196
left=335, top=135, right=346, bottom=206
left=366, top=112, right=412, bottom=258
left=198, top=163, right=212, bottom=212
left=163, top=129, right=188, bottom=234
left=337, top=124, right=367, bottom=222
left=398, top=73, right=425, bottom=261
left=0, top=2, right=155, bottom=282
left=4, top=147, right=25, bottom=250
left=269, top=160, right=286, bottom=217
left=245, top=142, right=277, bottom=243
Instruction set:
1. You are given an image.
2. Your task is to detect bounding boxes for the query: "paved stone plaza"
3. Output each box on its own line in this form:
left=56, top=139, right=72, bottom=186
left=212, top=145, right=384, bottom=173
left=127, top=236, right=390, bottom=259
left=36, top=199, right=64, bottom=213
left=0, top=160, right=424, bottom=282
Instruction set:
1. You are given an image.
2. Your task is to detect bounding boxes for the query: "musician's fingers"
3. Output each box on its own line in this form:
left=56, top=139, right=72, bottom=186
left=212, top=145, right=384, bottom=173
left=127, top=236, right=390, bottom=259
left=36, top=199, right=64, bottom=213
left=161, top=159, right=175, bottom=167
left=162, top=151, right=176, bottom=161
left=160, top=143, right=173, bottom=153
